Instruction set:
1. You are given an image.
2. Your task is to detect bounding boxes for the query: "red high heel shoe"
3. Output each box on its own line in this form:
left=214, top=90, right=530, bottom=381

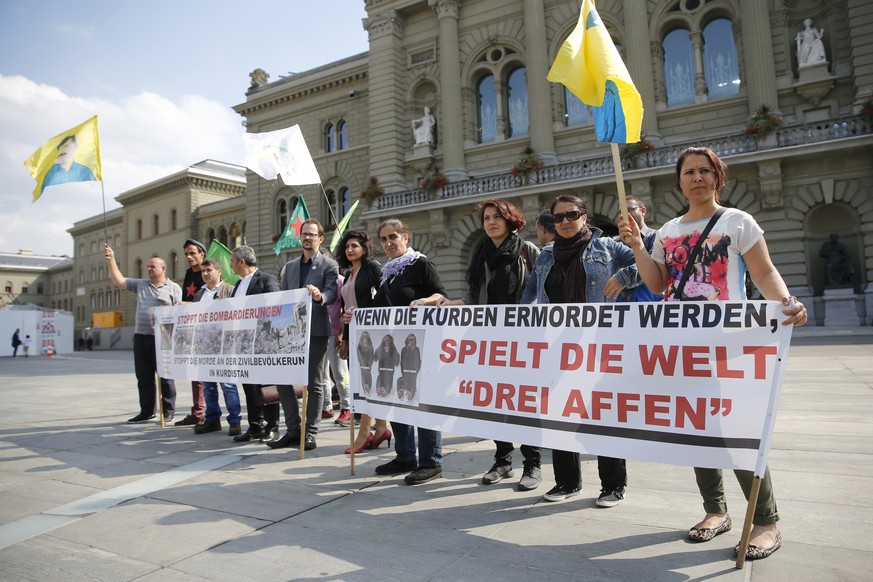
left=368, top=429, right=392, bottom=450
left=345, top=433, right=374, bottom=454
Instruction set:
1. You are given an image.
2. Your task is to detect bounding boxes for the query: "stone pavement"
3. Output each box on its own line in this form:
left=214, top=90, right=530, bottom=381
left=0, top=330, right=871, bottom=581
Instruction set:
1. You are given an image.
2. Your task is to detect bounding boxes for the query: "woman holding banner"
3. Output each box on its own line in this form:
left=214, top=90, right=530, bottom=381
left=619, top=145, right=807, bottom=560
left=520, top=194, right=639, bottom=507
left=336, top=230, right=390, bottom=454
left=437, top=199, right=543, bottom=491
left=372, top=218, right=448, bottom=485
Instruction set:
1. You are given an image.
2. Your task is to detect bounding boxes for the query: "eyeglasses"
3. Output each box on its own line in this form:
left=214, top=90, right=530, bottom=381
left=300, top=232, right=320, bottom=238
left=626, top=206, right=641, bottom=211
left=551, top=210, right=585, bottom=223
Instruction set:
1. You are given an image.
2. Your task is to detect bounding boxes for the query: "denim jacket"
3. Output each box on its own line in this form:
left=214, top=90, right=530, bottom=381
left=520, top=228, right=640, bottom=304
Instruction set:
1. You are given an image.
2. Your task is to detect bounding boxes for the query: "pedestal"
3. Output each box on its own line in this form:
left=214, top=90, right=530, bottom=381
left=822, top=287, right=861, bottom=326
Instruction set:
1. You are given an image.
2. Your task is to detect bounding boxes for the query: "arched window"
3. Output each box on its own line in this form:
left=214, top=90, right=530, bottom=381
left=338, top=120, right=348, bottom=150
left=477, top=74, right=497, bottom=143
left=78, top=243, right=85, bottom=256
left=135, top=258, right=143, bottom=279
left=507, top=67, right=529, bottom=138
left=277, top=198, right=289, bottom=234
left=153, top=214, right=159, bottom=235
left=169, top=251, right=178, bottom=279
left=564, top=88, right=592, bottom=127
left=340, top=187, right=352, bottom=216
left=663, top=28, right=695, bottom=107
left=98, top=266, right=104, bottom=280
left=37, top=282, right=44, bottom=294
left=79, top=270, right=84, bottom=283
left=136, top=219, right=143, bottom=240
left=170, top=208, right=178, bottom=231
left=206, top=227, right=215, bottom=246
left=217, top=225, right=228, bottom=247
left=703, top=18, right=740, bottom=98
left=324, top=123, right=335, bottom=153
left=325, top=190, right=337, bottom=229
left=230, top=223, right=241, bottom=248
left=91, top=267, right=96, bottom=280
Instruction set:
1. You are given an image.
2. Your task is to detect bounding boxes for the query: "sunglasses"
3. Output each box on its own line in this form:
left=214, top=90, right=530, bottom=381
left=551, top=210, right=585, bottom=223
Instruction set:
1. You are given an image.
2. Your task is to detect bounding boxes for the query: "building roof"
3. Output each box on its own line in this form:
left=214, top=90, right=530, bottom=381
left=0, top=251, right=71, bottom=272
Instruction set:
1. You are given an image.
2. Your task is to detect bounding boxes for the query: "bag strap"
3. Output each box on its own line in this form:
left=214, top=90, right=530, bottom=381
left=673, top=208, right=725, bottom=300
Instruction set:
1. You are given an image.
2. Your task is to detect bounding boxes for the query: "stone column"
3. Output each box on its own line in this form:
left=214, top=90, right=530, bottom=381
left=739, top=0, right=779, bottom=111
left=524, top=0, right=556, bottom=161
left=622, top=0, right=661, bottom=141
left=429, top=0, right=468, bottom=179
left=363, top=10, right=407, bottom=189
left=690, top=32, right=707, bottom=103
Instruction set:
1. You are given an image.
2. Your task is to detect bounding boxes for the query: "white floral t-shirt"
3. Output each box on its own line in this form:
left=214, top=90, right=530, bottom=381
left=652, top=208, right=763, bottom=301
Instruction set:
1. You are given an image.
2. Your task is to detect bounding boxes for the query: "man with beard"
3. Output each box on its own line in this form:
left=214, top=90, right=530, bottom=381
left=271, top=219, right=338, bottom=451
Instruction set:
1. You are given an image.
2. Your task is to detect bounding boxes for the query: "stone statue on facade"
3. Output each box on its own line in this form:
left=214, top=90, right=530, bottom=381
left=411, top=107, right=436, bottom=145
left=819, top=233, right=854, bottom=286
left=249, top=68, right=270, bottom=89
left=796, top=18, right=826, bottom=68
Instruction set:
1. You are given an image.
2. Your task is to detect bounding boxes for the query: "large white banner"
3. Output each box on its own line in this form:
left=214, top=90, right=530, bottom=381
left=349, top=301, right=794, bottom=474
left=154, top=289, right=311, bottom=385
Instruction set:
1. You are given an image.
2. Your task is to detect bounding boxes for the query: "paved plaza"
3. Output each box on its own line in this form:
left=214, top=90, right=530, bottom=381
left=0, top=328, right=871, bottom=581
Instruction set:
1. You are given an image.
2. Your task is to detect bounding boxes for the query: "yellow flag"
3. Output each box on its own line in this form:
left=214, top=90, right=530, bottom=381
left=24, top=116, right=103, bottom=202
left=547, top=0, right=642, bottom=143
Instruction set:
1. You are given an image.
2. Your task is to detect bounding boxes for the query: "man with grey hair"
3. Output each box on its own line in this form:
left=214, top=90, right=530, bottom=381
left=104, top=244, right=182, bottom=424
left=230, top=245, right=281, bottom=443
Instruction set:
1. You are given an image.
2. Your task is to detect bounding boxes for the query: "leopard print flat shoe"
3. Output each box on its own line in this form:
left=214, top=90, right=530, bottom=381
left=688, top=514, right=732, bottom=542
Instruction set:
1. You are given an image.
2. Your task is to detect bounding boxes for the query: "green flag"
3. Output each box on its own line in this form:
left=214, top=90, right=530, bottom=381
left=206, top=240, right=240, bottom=285
left=329, top=199, right=361, bottom=253
left=274, top=196, right=311, bottom=255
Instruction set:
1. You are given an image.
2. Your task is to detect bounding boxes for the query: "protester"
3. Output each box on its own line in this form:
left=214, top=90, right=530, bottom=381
left=521, top=194, right=638, bottom=507
left=192, top=258, right=241, bottom=436
left=437, top=199, right=543, bottom=490
left=611, top=196, right=663, bottom=303
left=104, top=244, right=181, bottom=423
left=336, top=230, right=390, bottom=454
left=619, top=145, right=808, bottom=560
left=229, top=245, right=281, bottom=443
left=323, top=273, right=351, bottom=426
left=535, top=210, right=556, bottom=247
left=274, top=220, right=338, bottom=451
left=176, top=239, right=208, bottom=427
left=372, top=218, right=448, bottom=485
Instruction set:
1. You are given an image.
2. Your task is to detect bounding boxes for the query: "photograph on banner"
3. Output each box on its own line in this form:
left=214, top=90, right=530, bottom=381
left=349, top=301, right=794, bottom=472
left=154, top=289, right=312, bottom=385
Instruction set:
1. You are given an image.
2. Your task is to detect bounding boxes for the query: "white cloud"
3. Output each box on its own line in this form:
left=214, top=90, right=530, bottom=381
left=0, top=74, right=244, bottom=256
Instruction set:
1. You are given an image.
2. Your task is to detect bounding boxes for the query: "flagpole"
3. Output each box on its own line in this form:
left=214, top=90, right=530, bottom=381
left=610, top=143, right=630, bottom=243
left=100, top=182, right=109, bottom=244
left=318, top=183, right=339, bottom=229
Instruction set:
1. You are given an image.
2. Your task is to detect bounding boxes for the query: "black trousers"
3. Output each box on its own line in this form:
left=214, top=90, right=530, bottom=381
left=133, top=333, right=175, bottom=416
left=241, top=383, right=279, bottom=434
left=278, top=335, right=329, bottom=436
left=494, top=441, right=541, bottom=467
left=552, top=450, right=627, bottom=490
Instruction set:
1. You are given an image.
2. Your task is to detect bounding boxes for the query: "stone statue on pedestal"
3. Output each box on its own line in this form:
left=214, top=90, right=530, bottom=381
left=819, top=233, right=854, bottom=286
left=796, top=19, right=826, bottom=68
left=412, top=107, right=436, bottom=145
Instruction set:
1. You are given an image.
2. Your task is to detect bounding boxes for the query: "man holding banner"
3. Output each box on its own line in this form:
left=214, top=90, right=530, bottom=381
left=229, top=245, right=281, bottom=443
left=274, top=219, right=338, bottom=451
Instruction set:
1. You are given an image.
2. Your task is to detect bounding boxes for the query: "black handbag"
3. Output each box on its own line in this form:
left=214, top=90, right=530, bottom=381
left=673, top=208, right=725, bottom=300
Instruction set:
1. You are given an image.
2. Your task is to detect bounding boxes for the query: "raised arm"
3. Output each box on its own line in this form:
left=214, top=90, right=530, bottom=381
left=619, top=216, right=669, bottom=293
left=104, top=243, right=127, bottom=289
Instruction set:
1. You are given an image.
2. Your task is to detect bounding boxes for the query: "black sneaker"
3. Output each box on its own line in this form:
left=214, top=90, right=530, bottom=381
left=482, top=463, right=514, bottom=484
left=543, top=484, right=581, bottom=502
left=375, top=458, right=417, bottom=475
left=127, top=413, right=156, bottom=424
left=405, top=466, right=442, bottom=485
left=518, top=464, right=542, bottom=491
left=596, top=487, right=625, bottom=508
left=194, top=421, right=222, bottom=434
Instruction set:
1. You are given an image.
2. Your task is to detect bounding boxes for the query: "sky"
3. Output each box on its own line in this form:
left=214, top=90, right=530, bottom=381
left=0, top=0, right=370, bottom=257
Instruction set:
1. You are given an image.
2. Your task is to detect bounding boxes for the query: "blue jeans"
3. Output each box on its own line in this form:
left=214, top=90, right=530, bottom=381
left=391, top=422, right=442, bottom=469
left=202, top=381, right=241, bottom=425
